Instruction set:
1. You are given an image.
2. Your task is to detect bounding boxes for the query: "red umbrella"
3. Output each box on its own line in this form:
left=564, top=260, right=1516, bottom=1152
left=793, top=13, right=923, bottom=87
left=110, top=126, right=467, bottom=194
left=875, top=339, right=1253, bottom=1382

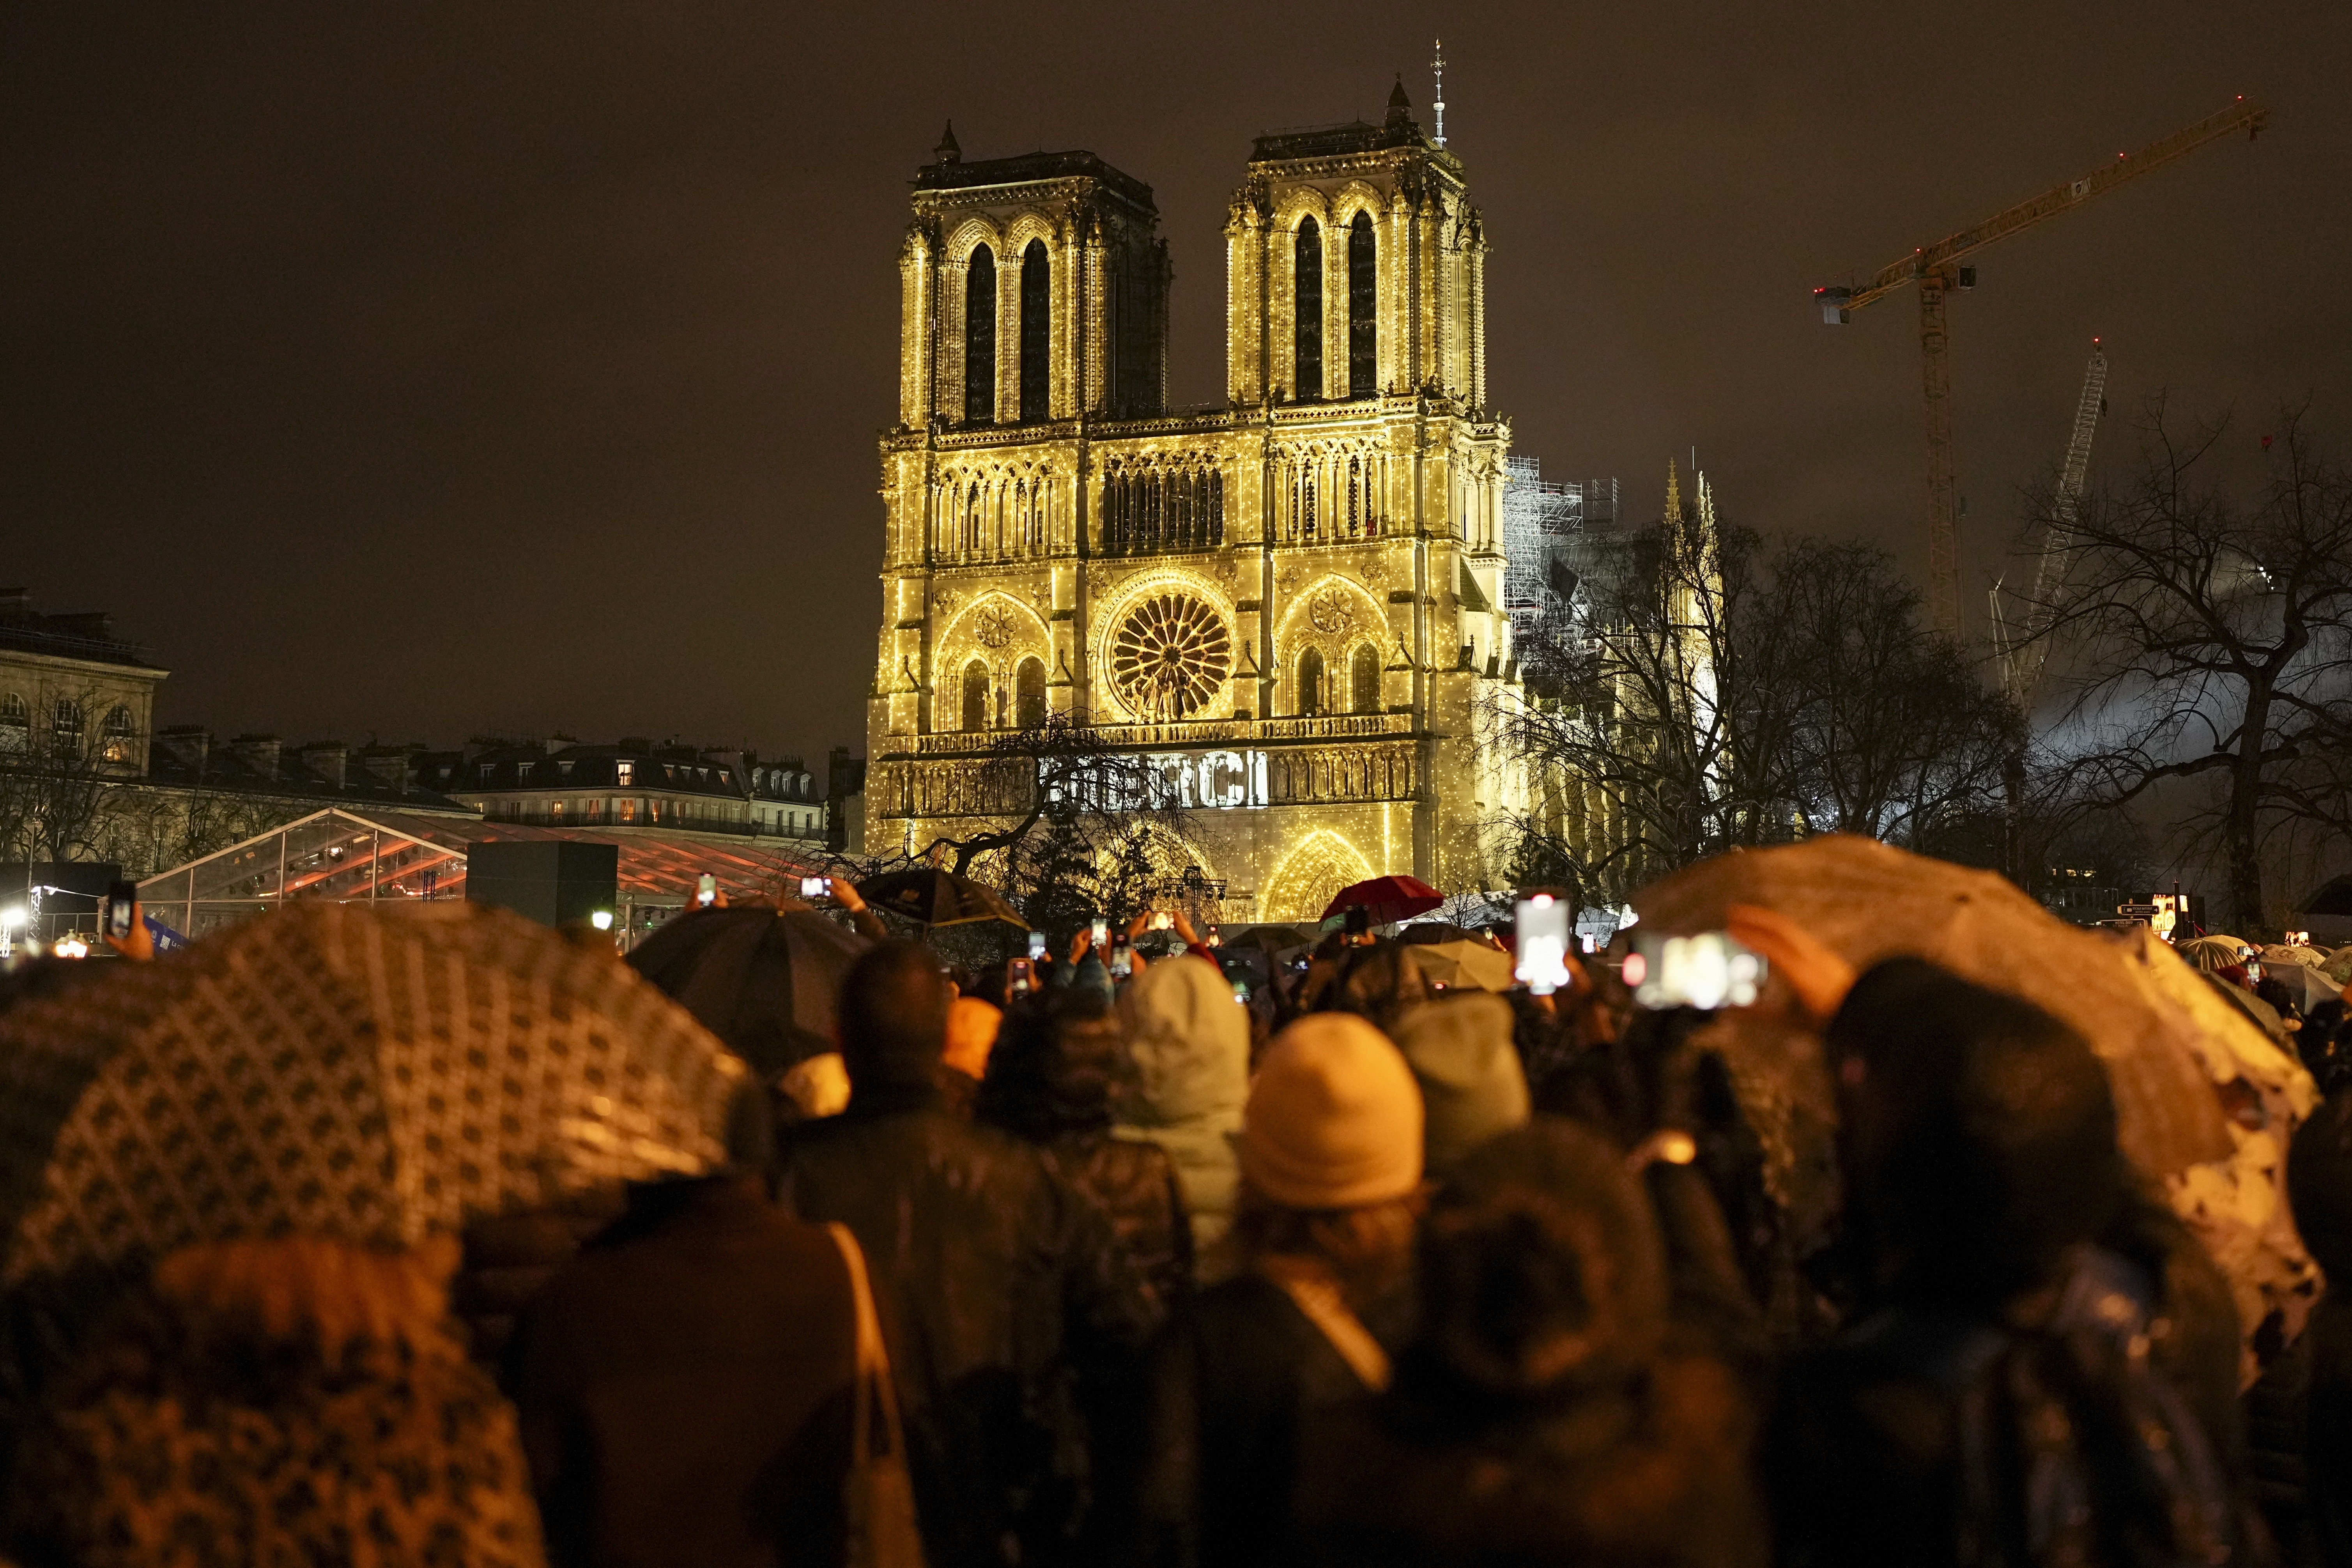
left=1321, top=875, right=1444, bottom=925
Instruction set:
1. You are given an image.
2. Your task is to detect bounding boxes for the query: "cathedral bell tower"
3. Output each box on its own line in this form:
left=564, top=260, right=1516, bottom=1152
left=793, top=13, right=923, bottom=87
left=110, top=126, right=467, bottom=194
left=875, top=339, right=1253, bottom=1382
left=1224, top=79, right=1488, bottom=411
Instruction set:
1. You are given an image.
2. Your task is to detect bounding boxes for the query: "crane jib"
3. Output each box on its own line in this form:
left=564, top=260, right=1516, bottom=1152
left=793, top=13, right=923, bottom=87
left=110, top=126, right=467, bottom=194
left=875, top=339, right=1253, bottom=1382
left=1828, top=100, right=2269, bottom=313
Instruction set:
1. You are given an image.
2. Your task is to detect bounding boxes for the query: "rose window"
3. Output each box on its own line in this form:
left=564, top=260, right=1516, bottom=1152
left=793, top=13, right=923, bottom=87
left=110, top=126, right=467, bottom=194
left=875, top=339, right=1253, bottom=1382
left=1110, top=593, right=1232, bottom=721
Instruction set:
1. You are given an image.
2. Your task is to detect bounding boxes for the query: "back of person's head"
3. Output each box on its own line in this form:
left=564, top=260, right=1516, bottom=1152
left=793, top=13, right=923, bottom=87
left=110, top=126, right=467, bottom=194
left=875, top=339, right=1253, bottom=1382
left=977, top=989, right=1122, bottom=1144
left=2289, top=1090, right=2352, bottom=1283
left=943, top=996, right=1002, bottom=1082
left=1312, top=943, right=1431, bottom=1034
left=1829, top=957, right=2124, bottom=1307
left=837, top=941, right=952, bottom=1099
left=1235, top=1012, right=1425, bottom=1301
left=1116, top=952, right=1249, bottom=1126
left=1239, top=1012, right=1423, bottom=1211
left=1407, top=1119, right=1667, bottom=1411
left=1390, top=993, right=1530, bottom=1178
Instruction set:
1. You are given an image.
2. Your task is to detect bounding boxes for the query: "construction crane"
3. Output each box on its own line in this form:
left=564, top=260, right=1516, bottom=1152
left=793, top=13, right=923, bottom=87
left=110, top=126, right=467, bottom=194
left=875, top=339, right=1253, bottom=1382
left=1817, top=97, right=2268, bottom=639
left=1990, top=340, right=2108, bottom=710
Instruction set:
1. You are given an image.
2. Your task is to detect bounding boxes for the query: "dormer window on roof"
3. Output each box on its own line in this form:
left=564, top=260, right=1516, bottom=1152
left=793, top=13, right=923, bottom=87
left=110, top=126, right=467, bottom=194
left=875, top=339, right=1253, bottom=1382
left=617, top=760, right=635, bottom=785
left=478, top=763, right=493, bottom=782
left=518, top=761, right=534, bottom=781
left=557, top=760, right=574, bottom=777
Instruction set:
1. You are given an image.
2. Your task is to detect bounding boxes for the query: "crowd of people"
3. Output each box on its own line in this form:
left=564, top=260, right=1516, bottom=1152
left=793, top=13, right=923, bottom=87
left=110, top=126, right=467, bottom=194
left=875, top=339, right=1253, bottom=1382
left=0, top=886, right=2346, bottom=1568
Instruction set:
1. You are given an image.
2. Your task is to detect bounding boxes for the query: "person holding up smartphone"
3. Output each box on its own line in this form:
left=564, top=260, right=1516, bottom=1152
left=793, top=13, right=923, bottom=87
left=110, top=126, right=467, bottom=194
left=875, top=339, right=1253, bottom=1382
left=101, top=880, right=152, bottom=963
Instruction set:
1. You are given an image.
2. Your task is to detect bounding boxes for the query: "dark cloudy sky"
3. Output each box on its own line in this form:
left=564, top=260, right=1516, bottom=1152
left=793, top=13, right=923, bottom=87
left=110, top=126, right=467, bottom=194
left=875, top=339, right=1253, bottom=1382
left=6, top=1, right=2346, bottom=763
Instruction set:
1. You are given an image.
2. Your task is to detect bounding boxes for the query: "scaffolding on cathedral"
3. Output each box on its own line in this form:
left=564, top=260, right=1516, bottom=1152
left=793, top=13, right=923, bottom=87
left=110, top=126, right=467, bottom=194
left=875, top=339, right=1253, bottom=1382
left=1501, top=457, right=1619, bottom=679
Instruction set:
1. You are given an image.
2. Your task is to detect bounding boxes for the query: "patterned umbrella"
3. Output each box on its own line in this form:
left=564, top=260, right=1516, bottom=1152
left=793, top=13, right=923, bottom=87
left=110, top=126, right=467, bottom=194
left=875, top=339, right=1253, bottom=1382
left=1320, top=875, right=1444, bottom=925
left=0, top=900, right=743, bottom=1285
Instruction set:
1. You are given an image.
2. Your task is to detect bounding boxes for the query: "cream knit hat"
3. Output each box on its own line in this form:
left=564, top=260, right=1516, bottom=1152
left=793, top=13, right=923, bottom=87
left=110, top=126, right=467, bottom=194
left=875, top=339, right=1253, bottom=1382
left=1239, top=1013, right=1424, bottom=1210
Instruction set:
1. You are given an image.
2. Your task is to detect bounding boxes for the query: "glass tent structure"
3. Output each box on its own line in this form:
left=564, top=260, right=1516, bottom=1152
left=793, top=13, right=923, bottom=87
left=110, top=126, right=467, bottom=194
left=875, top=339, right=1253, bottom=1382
left=139, top=807, right=825, bottom=947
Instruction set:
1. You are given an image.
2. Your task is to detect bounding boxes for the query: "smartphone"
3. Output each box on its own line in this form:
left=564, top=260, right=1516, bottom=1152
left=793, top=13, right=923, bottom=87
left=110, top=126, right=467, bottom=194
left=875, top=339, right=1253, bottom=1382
left=1513, top=895, right=1573, bottom=996
left=1230, top=978, right=1251, bottom=1005
left=697, top=874, right=717, bottom=908
left=1026, top=930, right=1047, bottom=960
left=1090, top=918, right=1109, bottom=945
left=1110, top=936, right=1133, bottom=980
left=1149, top=911, right=1173, bottom=932
left=1207, top=923, right=1222, bottom=948
left=799, top=876, right=832, bottom=899
left=104, top=880, right=138, bottom=941
left=1625, top=931, right=1766, bottom=1011
left=1008, top=957, right=1036, bottom=996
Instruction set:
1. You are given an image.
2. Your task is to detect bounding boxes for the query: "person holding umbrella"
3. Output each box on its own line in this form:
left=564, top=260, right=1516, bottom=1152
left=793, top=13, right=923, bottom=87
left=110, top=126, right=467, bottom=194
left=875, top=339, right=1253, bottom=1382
left=0, top=901, right=755, bottom=1567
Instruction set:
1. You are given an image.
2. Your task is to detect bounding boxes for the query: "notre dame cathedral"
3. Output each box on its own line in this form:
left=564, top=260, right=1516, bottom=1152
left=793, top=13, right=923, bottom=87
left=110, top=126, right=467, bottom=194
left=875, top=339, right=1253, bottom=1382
left=865, top=81, right=1529, bottom=922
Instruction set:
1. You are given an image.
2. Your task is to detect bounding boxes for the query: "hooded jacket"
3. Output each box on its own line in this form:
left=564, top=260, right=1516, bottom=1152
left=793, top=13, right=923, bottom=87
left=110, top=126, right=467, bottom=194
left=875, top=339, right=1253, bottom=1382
left=1294, top=1120, right=1763, bottom=1568
left=1116, top=956, right=1251, bottom=1271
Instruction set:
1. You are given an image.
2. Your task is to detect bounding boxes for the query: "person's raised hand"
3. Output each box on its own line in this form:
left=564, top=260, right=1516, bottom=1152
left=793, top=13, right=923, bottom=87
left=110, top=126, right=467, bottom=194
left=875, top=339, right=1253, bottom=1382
left=1724, top=903, right=1855, bottom=1028
left=830, top=878, right=868, bottom=915
left=1126, top=912, right=1151, bottom=942
left=1070, top=929, right=1093, bottom=965
left=103, top=900, right=154, bottom=963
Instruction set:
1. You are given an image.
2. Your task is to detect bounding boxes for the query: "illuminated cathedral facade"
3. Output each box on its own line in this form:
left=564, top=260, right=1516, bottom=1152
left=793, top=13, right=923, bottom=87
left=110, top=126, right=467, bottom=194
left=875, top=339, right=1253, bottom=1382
left=865, top=85, right=1528, bottom=921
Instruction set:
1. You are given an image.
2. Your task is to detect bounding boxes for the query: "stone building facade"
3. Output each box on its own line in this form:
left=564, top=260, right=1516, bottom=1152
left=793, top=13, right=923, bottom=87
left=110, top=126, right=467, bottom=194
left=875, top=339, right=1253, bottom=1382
left=867, top=88, right=1529, bottom=920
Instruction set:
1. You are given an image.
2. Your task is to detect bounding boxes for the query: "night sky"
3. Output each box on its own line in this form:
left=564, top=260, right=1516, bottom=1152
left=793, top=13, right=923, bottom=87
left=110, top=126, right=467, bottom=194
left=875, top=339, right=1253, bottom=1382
left=6, top=2, right=2346, bottom=766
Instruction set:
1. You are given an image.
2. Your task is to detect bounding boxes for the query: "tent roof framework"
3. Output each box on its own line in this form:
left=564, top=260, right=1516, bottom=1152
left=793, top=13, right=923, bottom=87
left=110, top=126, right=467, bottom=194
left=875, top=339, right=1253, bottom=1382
left=140, top=807, right=823, bottom=940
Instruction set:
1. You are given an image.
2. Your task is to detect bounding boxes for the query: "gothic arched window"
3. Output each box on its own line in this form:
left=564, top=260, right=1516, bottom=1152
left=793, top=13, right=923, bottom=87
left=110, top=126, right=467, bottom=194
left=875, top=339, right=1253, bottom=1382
left=1350, top=644, right=1381, bottom=714
left=964, top=244, right=997, bottom=423
left=1294, top=216, right=1323, bottom=401
left=1209, top=470, right=1225, bottom=545
left=1348, top=211, right=1377, bottom=398
left=961, top=659, right=990, bottom=731
left=1016, top=657, right=1047, bottom=728
left=1018, top=239, right=1050, bottom=423
left=1296, top=646, right=1325, bottom=717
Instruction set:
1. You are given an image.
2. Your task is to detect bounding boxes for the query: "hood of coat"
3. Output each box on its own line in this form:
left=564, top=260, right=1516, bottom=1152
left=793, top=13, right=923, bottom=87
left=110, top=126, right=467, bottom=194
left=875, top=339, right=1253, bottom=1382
left=1116, top=954, right=1249, bottom=1129
left=1391, top=993, right=1530, bottom=1179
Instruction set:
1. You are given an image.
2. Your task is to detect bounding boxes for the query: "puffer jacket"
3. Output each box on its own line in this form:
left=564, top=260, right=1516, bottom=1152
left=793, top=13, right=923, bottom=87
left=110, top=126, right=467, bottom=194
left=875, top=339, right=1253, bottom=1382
left=1116, top=956, right=1250, bottom=1272
left=780, top=1095, right=1161, bottom=1568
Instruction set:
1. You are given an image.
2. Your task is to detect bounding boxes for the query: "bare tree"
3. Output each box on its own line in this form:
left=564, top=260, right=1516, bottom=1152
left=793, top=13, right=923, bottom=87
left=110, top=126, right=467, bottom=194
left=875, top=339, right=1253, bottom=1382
left=2023, top=406, right=2352, bottom=933
left=0, top=684, right=121, bottom=865
left=1495, top=524, right=2017, bottom=907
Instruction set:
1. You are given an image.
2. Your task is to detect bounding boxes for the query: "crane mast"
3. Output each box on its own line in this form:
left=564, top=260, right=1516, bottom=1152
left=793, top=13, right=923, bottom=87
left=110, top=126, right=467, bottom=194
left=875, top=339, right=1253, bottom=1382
left=1817, top=98, right=2267, bottom=641
left=1993, top=342, right=2108, bottom=710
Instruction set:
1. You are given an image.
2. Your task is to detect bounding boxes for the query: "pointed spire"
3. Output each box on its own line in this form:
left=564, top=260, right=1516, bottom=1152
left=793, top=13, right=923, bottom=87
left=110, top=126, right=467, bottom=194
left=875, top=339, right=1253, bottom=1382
left=934, top=121, right=961, bottom=165
left=1385, top=73, right=1412, bottom=128
left=1664, top=455, right=1683, bottom=530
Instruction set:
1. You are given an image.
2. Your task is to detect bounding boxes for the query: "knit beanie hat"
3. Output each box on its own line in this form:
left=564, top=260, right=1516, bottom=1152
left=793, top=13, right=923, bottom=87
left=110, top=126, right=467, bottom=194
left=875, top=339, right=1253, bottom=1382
left=1390, top=993, right=1529, bottom=1178
left=1240, top=1013, right=1424, bottom=1210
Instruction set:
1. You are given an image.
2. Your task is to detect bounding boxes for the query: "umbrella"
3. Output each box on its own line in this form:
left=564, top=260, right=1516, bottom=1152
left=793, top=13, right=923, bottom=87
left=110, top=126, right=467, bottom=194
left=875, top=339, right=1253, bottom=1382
left=2262, top=944, right=2328, bottom=970
left=2324, top=947, right=2352, bottom=986
left=1222, top=924, right=1318, bottom=954
left=626, top=905, right=871, bottom=1077
left=0, top=901, right=743, bottom=1286
left=2178, top=934, right=2255, bottom=972
left=858, top=869, right=1024, bottom=928
left=1396, top=922, right=1478, bottom=946
left=1321, top=875, right=1444, bottom=925
left=1635, top=835, right=2318, bottom=1355
left=1405, top=939, right=1517, bottom=993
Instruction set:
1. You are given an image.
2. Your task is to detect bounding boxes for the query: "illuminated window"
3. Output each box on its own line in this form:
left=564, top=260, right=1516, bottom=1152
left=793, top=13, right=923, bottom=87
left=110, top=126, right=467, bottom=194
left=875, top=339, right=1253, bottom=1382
left=1348, top=211, right=1377, bottom=398
left=99, top=706, right=137, bottom=764
left=965, top=244, right=997, bottom=423
left=1294, top=216, right=1323, bottom=400
left=616, top=759, right=635, bottom=786
left=1019, top=239, right=1050, bottom=423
